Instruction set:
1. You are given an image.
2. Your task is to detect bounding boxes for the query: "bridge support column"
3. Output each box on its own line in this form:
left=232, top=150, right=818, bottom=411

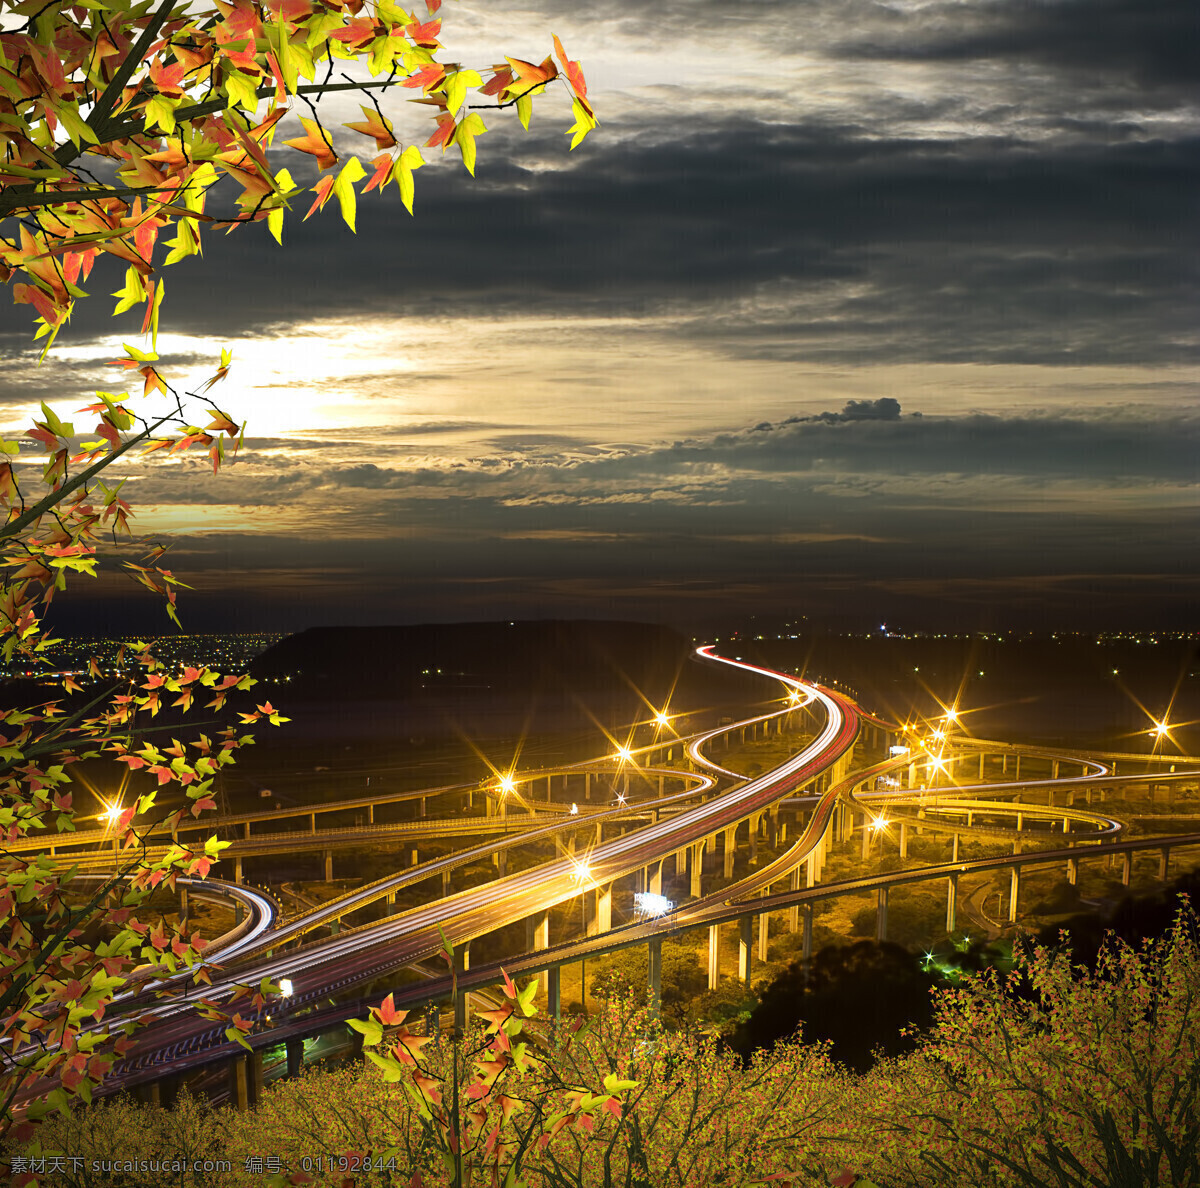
left=527, top=911, right=550, bottom=992
left=648, top=937, right=663, bottom=1015
left=899, top=821, right=908, bottom=860
left=419, top=797, right=427, bottom=817
left=323, top=851, right=332, bottom=883
left=748, top=818, right=758, bottom=863
left=1009, top=867, right=1021, bottom=923
left=587, top=884, right=612, bottom=935
left=309, top=812, right=316, bottom=834
left=875, top=887, right=888, bottom=942
left=454, top=944, right=471, bottom=1032
left=757, top=910, right=769, bottom=962
left=228, top=1055, right=249, bottom=1110
left=649, top=860, right=663, bottom=897
left=386, top=889, right=396, bottom=909
left=952, top=833, right=960, bottom=863
left=234, top=856, right=243, bottom=885
left=861, top=819, right=871, bottom=860
left=180, top=886, right=189, bottom=925
left=690, top=843, right=704, bottom=898
left=1052, top=760, right=1060, bottom=779
left=1160, top=848, right=1171, bottom=881
left=738, top=916, right=752, bottom=984
left=409, top=847, right=419, bottom=868
left=441, top=870, right=450, bottom=897
left=1121, top=853, right=1131, bottom=886
left=585, top=772, right=591, bottom=800
left=707, top=924, right=720, bottom=990
left=723, top=827, right=736, bottom=879
left=1014, top=755, right=1021, bottom=780
left=979, top=753, right=985, bottom=779
left=1067, top=857, right=1078, bottom=885
left=286, top=1038, right=304, bottom=1078
left=547, top=967, right=561, bottom=1024
left=946, top=873, right=958, bottom=933
left=788, top=867, right=801, bottom=932
left=802, top=904, right=813, bottom=963
left=806, top=853, right=817, bottom=888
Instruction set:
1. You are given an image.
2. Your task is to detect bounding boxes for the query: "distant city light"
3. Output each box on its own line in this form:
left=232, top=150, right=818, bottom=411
left=1153, top=721, right=1170, bottom=738
left=633, top=892, right=674, bottom=918
left=101, top=800, right=122, bottom=825
left=570, top=860, right=591, bottom=883
left=615, top=746, right=633, bottom=762
left=945, top=709, right=958, bottom=722
left=869, top=816, right=890, bottom=831
left=570, top=803, right=579, bottom=815
left=498, top=774, right=516, bottom=795
left=889, top=745, right=909, bottom=756
left=654, top=711, right=670, bottom=727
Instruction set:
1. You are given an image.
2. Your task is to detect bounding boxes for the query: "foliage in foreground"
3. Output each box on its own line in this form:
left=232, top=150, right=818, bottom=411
left=19, top=901, right=1200, bottom=1187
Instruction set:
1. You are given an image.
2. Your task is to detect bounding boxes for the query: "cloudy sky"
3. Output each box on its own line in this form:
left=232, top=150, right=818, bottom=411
left=4, top=0, right=1198, bottom=633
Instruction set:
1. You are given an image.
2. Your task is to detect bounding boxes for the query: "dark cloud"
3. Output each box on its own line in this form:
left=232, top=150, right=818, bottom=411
left=831, top=0, right=1200, bottom=92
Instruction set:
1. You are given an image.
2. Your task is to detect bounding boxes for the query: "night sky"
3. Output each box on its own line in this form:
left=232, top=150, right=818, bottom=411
left=3, top=0, right=1198, bottom=634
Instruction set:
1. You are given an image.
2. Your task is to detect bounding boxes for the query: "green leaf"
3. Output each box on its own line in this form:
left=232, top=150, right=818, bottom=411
left=366, top=1049, right=406, bottom=1082
left=347, top=1016, right=384, bottom=1046
left=52, top=102, right=99, bottom=148
left=516, top=93, right=532, bottom=131
left=224, top=1026, right=253, bottom=1052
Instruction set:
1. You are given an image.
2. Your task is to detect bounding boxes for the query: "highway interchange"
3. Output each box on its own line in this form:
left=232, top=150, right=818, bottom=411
left=20, top=646, right=1200, bottom=1107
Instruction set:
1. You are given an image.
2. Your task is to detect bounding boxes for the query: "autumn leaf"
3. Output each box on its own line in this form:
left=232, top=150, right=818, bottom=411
left=283, top=118, right=338, bottom=171
left=343, top=106, right=397, bottom=151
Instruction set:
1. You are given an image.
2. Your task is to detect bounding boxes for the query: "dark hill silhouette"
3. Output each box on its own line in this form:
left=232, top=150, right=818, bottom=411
left=252, top=620, right=699, bottom=699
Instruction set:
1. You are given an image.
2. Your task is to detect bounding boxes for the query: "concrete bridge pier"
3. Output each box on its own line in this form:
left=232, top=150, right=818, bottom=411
left=738, top=915, right=753, bottom=984
left=1066, top=857, right=1078, bottom=885
left=1009, top=867, right=1021, bottom=922
left=723, top=827, right=736, bottom=879
left=899, top=821, right=908, bottom=859
left=1121, top=853, right=1131, bottom=886
left=979, top=753, right=986, bottom=779
left=690, top=842, right=705, bottom=898
left=1160, top=847, right=1171, bottom=880
left=547, top=966, right=561, bottom=1023
left=286, top=1037, right=304, bottom=1078
left=707, top=924, right=720, bottom=990
left=648, top=936, right=663, bottom=1014
left=649, top=860, right=663, bottom=896
left=527, top=911, right=550, bottom=992
left=801, top=904, right=813, bottom=964
left=757, top=910, right=769, bottom=962
left=323, top=851, right=333, bottom=883
left=946, top=872, right=958, bottom=933
left=788, top=867, right=801, bottom=932
left=875, top=887, right=888, bottom=942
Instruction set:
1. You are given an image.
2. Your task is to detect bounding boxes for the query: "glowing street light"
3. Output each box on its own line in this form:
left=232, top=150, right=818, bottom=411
left=570, top=802, right=579, bottom=815
left=497, top=774, right=516, bottom=795
left=279, top=978, right=293, bottom=998
left=633, top=892, right=674, bottom=919
left=653, top=711, right=671, bottom=728
left=1152, top=721, right=1170, bottom=739
left=614, top=746, right=633, bottom=762
left=869, top=816, right=890, bottom=831
left=570, top=859, right=591, bottom=883
left=945, top=709, right=958, bottom=723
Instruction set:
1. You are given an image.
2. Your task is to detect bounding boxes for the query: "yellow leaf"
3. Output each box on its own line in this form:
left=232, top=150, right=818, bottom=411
left=332, top=156, right=367, bottom=232
left=398, top=145, right=423, bottom=215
